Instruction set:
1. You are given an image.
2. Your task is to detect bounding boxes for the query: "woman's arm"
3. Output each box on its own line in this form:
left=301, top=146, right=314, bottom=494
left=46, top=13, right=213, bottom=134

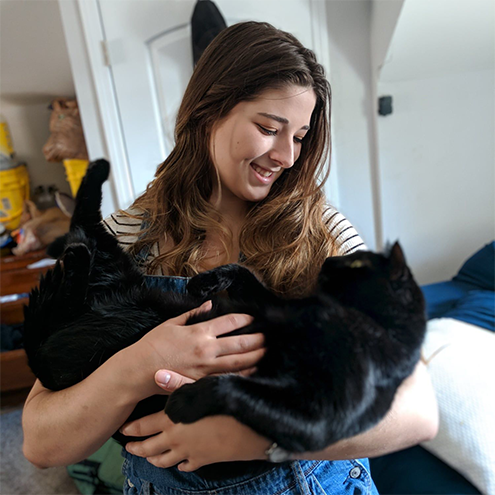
left=299, top=361, right=439, bottom=461
left=22, top=306, right=264, bottom=468
left=22, top=346, right=150, bottom=468
left=122, top=361, right=438, bottom=471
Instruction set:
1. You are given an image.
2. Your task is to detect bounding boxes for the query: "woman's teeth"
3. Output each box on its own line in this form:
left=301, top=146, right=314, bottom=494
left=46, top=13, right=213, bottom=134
left=252, top=164, right=273, bottom=177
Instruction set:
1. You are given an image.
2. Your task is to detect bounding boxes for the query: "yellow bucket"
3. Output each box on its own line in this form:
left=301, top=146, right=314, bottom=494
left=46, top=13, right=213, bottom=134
left=63, top=159, right=89, bottom=197
left=0, top=164, right=30, bottom=230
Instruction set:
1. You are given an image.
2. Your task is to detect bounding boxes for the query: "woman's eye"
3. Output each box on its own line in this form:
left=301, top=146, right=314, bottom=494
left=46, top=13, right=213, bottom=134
left=257, top=124, right=305, bottom=144
left=257, top=124, right=277, bottom=136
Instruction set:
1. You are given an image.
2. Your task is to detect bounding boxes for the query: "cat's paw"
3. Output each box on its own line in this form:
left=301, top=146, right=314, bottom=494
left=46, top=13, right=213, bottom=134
left=62, top=243, right=91, bottom=273
left=165, top=383, right=211, bottom=424
left=165, top=377, right=227, bottom=424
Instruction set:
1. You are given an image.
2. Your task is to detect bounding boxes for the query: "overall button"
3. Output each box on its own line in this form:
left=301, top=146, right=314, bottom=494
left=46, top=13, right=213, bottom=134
left=349, top=466, right=362, bottom=479
left=127, top=480, right=135, bottom=488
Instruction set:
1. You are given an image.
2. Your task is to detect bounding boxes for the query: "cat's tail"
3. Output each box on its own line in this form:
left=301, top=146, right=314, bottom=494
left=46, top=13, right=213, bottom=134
left=70, top=159, right=110, bottom=230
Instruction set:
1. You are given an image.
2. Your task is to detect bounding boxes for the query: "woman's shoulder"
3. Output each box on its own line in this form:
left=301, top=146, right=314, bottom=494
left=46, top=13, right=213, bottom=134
left=101, top=206, right=144, bottom=249
left=323, top=205, right=366, bottom=256
left=102, top=207, right=163, bottom=274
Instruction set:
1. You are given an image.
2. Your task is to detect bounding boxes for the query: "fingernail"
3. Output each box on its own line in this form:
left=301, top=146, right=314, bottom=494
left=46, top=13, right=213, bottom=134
left=156, top=370, right=171, bottom=385
left=202, top=300, right=212, bottom=310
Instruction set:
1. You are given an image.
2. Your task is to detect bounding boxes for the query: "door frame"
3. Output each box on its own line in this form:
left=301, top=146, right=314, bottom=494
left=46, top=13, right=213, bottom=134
left=59, top=0, right=339, bottom=213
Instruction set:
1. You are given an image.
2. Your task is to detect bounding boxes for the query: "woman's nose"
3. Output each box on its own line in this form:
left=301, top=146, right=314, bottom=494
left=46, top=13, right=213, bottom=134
left=269, top=138, right=296, bottom=169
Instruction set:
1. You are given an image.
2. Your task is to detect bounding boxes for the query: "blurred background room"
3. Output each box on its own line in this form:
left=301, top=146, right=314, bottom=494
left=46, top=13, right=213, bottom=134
left=1, top=1, right=493, bottom=494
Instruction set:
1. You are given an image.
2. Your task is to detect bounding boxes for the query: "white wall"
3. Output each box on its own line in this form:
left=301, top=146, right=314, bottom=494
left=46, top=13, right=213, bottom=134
left=0, top=0, right=76, bottom=195
left=370, top=0, right=404, bottom=74
left=0, top=100, right=71, bottom=195
left=376, top=0, right=495, bottom=284
left=378, top=69, right=495, bottom=284
left=325, top=0, right=377, bottom=249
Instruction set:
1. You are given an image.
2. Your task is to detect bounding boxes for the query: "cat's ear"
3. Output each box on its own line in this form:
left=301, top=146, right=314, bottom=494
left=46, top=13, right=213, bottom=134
left=388, top=241, right=408, bottom=280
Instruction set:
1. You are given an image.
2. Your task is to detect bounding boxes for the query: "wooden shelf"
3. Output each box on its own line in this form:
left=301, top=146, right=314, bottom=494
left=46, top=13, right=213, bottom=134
left=1, top=249, right=47, bottom=272
left=0, top=297, right=27, bottom=325
left=1, top=267, right=49, bottom=297
left=1, top=249, right=51, bottom=393
left=1, top=348, right=36, bottom=392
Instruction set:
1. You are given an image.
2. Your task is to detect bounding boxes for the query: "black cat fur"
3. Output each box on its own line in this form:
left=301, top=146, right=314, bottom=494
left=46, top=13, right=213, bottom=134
left=23, top=159, right=426, bottom=453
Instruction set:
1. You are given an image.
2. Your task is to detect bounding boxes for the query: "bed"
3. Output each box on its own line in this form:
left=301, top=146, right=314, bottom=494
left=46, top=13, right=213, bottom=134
left=370, top=241, right=495, bottom=495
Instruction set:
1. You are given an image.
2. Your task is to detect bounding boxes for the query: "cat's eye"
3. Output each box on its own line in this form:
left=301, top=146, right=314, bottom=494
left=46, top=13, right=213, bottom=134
left=350, top=260, right=364, bottom=268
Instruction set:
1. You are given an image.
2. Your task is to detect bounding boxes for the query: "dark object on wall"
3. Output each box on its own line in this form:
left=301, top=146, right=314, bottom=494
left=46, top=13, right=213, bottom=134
left=378, top=96, right=393, bottom=116
left=191, top=0, right=227, bottom=66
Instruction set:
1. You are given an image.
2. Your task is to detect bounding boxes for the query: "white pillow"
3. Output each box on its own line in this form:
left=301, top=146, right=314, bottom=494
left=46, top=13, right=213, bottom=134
left=421, top=317, right=495, bottom=494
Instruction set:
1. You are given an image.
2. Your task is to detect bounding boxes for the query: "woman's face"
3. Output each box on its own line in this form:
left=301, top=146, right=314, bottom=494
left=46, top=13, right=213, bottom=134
left=209, top=85, right=317, bottom=207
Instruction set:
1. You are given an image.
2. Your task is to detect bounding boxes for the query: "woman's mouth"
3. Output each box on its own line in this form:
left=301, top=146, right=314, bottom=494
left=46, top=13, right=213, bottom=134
left=250, top=163, right=275, bottom=183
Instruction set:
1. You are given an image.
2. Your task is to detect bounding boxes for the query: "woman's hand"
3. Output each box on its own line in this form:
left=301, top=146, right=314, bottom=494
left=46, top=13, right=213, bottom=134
left=129, top=301, right=265, bottom=399
left=121, top=368, right=270, bottom=471
left=121, top=412, right=271, bottom=472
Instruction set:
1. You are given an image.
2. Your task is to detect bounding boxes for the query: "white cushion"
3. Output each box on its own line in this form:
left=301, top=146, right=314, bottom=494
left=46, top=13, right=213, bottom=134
left=421, top=317, right=495, bottom=494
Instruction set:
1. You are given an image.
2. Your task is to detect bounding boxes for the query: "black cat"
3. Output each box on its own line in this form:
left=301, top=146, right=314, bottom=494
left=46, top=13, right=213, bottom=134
left=23, top=159, right=426, bottom=453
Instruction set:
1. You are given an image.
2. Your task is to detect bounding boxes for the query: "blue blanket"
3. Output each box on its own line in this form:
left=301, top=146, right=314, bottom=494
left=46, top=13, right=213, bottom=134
left=421, top=241, right=494, bottom=332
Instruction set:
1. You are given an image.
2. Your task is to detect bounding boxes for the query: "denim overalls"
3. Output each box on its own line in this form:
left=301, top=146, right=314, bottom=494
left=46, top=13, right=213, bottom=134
left=121, top=268, right=379, bottom=495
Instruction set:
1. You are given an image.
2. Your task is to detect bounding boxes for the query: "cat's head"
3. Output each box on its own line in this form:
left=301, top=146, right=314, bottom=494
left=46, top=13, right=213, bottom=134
left=318, top=242, right=425, bottom=325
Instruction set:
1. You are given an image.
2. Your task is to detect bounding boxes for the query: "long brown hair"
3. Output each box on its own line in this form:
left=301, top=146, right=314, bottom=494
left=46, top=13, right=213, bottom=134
left=130, top=21, right=336, bottom=296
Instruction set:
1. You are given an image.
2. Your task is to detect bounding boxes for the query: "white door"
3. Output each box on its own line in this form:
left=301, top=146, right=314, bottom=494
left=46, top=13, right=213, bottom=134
left=79, top=0, right=331, bottom=206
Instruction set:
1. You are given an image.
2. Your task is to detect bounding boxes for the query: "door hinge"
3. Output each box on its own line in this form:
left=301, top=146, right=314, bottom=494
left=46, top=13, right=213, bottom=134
left=101, top=40, right=111, bottom=67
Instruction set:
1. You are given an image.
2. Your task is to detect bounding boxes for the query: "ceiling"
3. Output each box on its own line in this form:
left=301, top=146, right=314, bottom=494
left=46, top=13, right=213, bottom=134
left=0, top=0, right=75, bottom=104
left=0, top=0, right=493, bottom=102
left=380, top=0, right=494, bottom=82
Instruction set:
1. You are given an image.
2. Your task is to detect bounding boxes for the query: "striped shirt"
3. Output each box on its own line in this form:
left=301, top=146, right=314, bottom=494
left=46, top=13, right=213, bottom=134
left=102, top=206, right=365, bottom=275
left=323, top=206, right=366, bottom=256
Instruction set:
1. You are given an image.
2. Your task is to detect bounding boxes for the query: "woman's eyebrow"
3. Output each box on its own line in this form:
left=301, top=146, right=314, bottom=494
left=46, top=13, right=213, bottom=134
left=257, top=112, right=310, bottom=130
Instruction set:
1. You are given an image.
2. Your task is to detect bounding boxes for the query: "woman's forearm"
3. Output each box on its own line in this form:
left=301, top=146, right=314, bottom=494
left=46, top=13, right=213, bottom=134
left=298, top=361, right=439, bottom=461
left=22, top=344, right=159, bottom=468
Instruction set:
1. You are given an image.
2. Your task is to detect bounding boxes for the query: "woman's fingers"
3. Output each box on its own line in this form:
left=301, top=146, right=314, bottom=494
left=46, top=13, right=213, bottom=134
left=120, top=411, right=171, bottom=438
left=126, top=433, right=171, bottom=459
left=167, top=300, right=213, bottom=326
left=211, top=348, right=266, bottom=374
left=215, top=332, right=265, bottom=357
left=203, top=313, right=254, bottom=337
left=147, top=450, right=187, bottom=469
left=237, top=366, right=258, bottom=377
left=155, top=370, right=195, bottom=392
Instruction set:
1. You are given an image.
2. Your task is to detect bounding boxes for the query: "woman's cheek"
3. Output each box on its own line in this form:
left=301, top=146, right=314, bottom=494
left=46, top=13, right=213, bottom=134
left=241, top=130, right=270, bottom=160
